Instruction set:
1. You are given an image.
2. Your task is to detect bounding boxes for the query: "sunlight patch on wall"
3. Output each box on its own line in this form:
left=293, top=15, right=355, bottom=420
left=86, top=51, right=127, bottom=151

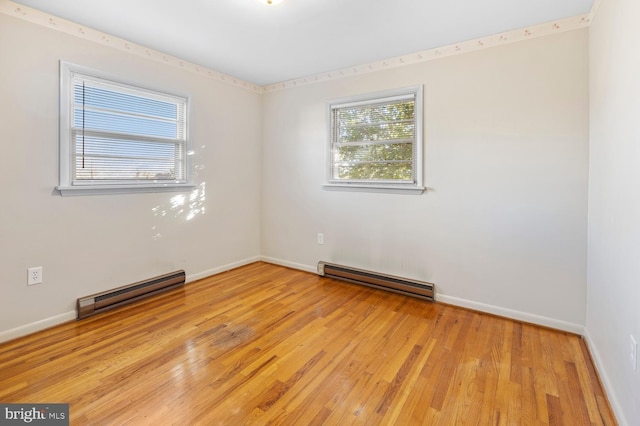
left=151, top=182, right=207, bottom=239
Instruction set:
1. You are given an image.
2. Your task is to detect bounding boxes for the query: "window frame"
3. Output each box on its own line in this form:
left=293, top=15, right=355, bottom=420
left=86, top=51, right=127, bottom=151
left=324, top=86, right=424, bottom=195
left=57, top=61, right=194, bottom=196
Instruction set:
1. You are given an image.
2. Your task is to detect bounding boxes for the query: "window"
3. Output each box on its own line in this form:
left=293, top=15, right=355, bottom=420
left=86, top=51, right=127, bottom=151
left=326, top=86, right=424, bottom=194
left=58, top=62, right=193, bottom=196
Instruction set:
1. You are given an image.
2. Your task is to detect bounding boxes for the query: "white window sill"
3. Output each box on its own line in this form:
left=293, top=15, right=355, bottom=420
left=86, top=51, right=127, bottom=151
left=322, top=184, right=425, bottom=195
left=56, top=183, right=196, bottom=197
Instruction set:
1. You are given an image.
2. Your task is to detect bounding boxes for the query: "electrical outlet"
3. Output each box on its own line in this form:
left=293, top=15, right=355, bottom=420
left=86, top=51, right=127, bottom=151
left=317, top=233, right=324, bottom=245
left=28, top=266, right=43, bottom=285
left=631, top=335, right=637, bottom=371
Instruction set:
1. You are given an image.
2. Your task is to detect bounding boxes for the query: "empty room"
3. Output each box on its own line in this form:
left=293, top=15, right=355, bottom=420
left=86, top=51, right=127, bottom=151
left=0, top=0, right=637, bottom=424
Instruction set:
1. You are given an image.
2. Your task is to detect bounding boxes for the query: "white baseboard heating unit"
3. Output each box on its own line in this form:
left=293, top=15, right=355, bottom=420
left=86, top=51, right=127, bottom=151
left=77, top=270, right=186, bottom=320
left=317, top=262, right=434, bottom=302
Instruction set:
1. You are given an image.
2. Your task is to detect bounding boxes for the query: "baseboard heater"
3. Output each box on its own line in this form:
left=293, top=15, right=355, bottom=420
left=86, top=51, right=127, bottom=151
left=317, top=262, right=434, bottom=302
left=77, top=270, right=186, bottom=320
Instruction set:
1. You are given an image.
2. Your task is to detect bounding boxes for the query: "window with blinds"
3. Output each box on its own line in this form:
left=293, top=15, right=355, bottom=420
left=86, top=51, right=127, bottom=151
left=58, top=62, right=192, bottom=196
left=327, top=86, right=424, bottom=194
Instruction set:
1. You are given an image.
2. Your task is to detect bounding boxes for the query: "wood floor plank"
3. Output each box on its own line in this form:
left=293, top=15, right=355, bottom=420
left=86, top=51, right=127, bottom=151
left=0, top=262, right=617, bottom=425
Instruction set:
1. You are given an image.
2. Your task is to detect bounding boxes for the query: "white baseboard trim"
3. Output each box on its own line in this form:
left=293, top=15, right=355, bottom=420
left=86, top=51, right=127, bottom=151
left=259, top=257, right=584, bottom=335
left=0, top=257, right=585, bottom=346
left=0, top=311, right=76, bottom=344
left=186, top=256, right=262, bottom=283
left=437, top=294, right=585, bottom=334
left=260, top=256, right=317, bottom=274
left=583, top=330, right=627, bottom=426
left=0, top=256, right=262, bottom=344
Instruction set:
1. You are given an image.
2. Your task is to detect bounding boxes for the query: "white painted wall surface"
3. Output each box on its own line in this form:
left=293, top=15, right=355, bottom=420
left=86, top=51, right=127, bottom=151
left=587, top=0, right=640, bottom=424
left=0, top=14, right=262, bottom=339
left=261, top=30, right=590, bottom=331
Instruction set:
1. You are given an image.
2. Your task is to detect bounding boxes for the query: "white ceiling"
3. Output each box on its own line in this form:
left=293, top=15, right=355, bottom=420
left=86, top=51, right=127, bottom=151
left=11, top=0, right=594, bottom=86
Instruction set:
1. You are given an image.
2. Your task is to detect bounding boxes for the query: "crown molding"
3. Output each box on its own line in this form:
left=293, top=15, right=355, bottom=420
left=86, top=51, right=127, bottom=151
left=263, top=13, right=592, bottom=93
left=0, top=0, right=263, bottom=94
left=2, top=0, right=595, bottom=95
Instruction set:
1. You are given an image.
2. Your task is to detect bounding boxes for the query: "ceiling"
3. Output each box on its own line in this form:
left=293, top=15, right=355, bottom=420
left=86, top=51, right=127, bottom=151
left=11, top=0, right=594, bottom=86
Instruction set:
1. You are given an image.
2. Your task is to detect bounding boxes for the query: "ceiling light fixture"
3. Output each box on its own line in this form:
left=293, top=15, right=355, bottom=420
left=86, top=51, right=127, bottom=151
left=260, top=0, right=285, bottom=5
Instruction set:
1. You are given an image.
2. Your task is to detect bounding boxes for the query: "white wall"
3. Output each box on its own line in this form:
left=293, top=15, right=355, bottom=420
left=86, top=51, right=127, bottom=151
left=0, top=13, right=262, bottom=340
left=262, top=29, right=590, bottom=331
left=587, top=0, right=640, bottom=424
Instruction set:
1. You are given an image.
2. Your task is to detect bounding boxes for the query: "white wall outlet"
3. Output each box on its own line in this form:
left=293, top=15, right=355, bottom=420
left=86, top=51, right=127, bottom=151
left=27, top=266, right=43, bottom=285
left=631, top=335, right=637, bottom=371
left=317, top=233, right=324, bottom=245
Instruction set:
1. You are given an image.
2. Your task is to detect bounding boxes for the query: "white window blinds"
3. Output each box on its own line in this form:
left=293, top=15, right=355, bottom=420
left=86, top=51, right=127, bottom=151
left=63, top=67, right=188, bottom=189
left=330, top=93, right=417, bottom=183
left=327, top=86, right=424, bottom=194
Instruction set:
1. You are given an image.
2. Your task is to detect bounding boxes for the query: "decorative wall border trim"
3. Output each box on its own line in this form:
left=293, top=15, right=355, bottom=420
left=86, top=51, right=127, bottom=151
left=263, top=13, right=592, bottom=93
left=2, top=0, right=601, bottom=95
left=0, top=0, right=263, bottom=94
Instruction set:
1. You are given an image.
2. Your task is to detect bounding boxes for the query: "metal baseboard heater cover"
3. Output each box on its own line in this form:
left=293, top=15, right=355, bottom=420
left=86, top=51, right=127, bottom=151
left=317, top=262, right=434, bottom=302
left=77, top=270, right=185, bottom=320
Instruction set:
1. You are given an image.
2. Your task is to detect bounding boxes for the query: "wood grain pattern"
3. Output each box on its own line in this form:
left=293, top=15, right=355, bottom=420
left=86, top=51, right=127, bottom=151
left=0, top=262, right=616, bottom=425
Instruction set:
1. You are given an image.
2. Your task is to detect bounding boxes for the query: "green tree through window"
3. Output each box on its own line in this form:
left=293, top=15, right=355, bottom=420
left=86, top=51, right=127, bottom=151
left=328, top=86, right=423, bottom=192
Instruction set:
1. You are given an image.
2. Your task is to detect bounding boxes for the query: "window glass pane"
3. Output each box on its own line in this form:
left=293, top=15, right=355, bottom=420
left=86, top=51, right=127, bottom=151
left=339, top=122, right=415, bottom=143
left=337, top=101, right=414, bottom=126
left=74, top=156, right=177, bottom=180
left=73, top=134, right=182, bottom=181
left=65, top=68, right=188, bottom=187
left=74, top=83, right=178, bottom=120
left=335, top=143, right=413, bottom=163
left=331, top=94, right=417, bottom=184
left=334, top=163, right=413, bottom=181
left=74, top=109, right=178, bottom=138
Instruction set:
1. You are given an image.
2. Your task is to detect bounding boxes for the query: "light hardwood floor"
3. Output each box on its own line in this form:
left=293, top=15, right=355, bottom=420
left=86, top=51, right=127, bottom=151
left=0, top=262, right=615, bottom=425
